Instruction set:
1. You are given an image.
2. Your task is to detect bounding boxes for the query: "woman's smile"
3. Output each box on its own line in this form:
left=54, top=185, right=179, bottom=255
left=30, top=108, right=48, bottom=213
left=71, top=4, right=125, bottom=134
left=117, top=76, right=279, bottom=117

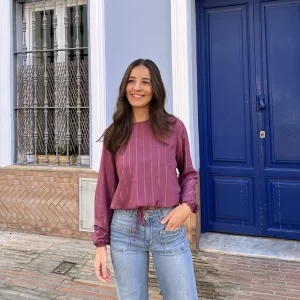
left=131, top=94, right=144, bottom=100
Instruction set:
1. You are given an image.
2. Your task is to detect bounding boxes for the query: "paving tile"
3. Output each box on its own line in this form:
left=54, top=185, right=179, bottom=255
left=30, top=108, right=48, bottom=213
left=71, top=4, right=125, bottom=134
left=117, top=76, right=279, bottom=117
left=18, top=293, right=44, bottom=300
left=0, top=294, right=24, bottom=300
left=6, top=286, right=41, bottom=296
left=0, top=289, right=20, bottom=296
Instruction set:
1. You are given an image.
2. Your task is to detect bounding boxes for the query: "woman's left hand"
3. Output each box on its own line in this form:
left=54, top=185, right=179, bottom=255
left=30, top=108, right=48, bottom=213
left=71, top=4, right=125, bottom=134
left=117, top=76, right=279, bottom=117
left=161, top=203, right=191, bottom=230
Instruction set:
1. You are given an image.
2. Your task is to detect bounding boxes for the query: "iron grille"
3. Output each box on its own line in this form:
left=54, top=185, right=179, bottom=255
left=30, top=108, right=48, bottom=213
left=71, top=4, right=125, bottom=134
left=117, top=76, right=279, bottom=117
left=14, top=0, right=89, bottom=167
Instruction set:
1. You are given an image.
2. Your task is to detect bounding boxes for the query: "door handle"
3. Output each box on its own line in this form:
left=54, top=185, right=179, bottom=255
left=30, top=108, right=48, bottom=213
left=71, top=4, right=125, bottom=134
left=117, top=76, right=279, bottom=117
left=257, top=93, right=266, bottom=110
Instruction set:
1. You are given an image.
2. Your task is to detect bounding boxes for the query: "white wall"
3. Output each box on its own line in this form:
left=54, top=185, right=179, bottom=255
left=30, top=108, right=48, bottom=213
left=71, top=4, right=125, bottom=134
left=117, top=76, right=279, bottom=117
left=104, top=0, right=173, bottom=125
left=0, top=0, right=13, bottom=167
left=171, top=0, right=199, bottom=169
left=89, top=0, right=107, bottom=171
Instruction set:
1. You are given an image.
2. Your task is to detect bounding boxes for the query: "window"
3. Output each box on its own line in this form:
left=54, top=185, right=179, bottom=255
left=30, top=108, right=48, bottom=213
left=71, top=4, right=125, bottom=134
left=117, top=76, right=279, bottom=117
left=14, top=0, right=89, bottom=166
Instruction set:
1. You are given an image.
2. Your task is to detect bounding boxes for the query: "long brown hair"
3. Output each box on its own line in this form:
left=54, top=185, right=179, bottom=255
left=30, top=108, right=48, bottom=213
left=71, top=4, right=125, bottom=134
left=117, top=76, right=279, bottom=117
left=102, top=59, right=176, bottom=155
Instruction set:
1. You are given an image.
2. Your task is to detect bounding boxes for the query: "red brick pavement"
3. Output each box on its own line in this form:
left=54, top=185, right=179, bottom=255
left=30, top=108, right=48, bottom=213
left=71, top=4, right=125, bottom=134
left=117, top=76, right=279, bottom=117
left=1, top=252, right=300, bottom=299
left=194, top=252, right=300, bottom=299
left=0, top=231, right=300, bottom=299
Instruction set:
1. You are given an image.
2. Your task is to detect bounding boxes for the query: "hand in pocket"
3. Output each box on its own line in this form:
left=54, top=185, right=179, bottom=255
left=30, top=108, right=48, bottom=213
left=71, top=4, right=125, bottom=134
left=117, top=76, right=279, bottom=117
left=160, top=203, right=191, bottom=230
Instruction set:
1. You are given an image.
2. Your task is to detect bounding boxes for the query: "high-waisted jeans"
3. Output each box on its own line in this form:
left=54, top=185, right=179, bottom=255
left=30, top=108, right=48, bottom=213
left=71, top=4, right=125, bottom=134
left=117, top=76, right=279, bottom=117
left=110, top=208, right=198, bottom=300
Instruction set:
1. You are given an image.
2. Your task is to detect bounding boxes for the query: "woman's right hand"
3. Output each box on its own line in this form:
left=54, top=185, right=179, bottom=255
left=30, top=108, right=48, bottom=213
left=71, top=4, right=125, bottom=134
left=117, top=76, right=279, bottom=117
left=94, top=246, right=112, bottom=283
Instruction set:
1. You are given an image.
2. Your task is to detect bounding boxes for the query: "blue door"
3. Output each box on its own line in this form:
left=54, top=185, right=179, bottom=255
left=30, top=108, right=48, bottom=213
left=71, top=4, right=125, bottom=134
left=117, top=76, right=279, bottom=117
left=197, top=0, right=300, bottom=239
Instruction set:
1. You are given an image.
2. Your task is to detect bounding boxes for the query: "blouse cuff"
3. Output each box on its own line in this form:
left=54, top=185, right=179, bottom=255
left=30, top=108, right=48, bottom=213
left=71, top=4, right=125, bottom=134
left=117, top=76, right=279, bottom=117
left=182, top=201, right=199, bottom=214
left=92, top=230, right=110, bottom=247
left=94, top=242, right=110, bottom=248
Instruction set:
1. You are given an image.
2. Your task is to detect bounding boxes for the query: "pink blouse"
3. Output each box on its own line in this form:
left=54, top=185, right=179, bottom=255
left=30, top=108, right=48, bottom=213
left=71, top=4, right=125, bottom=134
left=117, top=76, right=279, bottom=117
left=93, top=118, right=199, bottom=247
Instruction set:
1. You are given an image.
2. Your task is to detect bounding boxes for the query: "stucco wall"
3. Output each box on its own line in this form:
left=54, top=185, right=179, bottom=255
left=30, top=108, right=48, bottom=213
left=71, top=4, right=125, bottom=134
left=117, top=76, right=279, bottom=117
left=104, top=0, right=173, bottom=125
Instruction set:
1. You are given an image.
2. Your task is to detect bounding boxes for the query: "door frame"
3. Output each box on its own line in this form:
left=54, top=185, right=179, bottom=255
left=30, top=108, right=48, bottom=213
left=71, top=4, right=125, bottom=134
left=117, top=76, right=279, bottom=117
left=195, top=0, right=207, bottom=232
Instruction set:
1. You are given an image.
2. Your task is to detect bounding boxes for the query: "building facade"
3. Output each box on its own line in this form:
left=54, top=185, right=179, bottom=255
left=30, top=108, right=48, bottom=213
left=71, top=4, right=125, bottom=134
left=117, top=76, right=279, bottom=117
left=0, top=0, right=300, bottom=249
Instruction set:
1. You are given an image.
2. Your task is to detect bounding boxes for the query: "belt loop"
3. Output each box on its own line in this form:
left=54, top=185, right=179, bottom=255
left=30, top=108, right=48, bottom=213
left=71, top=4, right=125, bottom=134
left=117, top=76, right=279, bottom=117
left=130, top=209, right=135, bottom=217
left=157, top=208, right=163, bottom=219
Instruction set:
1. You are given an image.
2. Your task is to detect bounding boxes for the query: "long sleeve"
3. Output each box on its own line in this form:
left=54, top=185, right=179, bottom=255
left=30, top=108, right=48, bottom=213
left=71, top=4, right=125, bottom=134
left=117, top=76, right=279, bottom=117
left=92, top=144, right=118, bottom=247
left=176, top=122, right=199, bottom=214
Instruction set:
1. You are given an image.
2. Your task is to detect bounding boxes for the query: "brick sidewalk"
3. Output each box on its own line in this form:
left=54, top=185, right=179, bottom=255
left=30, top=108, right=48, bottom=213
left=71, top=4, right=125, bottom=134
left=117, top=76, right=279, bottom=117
left=0, top=231, right=300, bottom=299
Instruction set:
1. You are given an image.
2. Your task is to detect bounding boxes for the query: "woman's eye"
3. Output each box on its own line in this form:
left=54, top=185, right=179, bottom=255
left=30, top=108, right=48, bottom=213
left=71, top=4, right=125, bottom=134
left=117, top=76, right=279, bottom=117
left=128, top=79, right=134, bottom=83
left=143, top=81, right=149, bottom=85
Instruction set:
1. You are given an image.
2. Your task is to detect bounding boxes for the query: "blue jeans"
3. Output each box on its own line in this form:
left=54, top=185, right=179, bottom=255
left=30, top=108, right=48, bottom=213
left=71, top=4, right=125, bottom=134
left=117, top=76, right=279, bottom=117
left=110, top=208, right=198, bottom=300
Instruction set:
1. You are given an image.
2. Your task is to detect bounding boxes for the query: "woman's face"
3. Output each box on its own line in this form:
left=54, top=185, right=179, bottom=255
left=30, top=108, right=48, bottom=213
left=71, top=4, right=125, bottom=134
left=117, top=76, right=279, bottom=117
left=126, top=65, right=153, bottom=110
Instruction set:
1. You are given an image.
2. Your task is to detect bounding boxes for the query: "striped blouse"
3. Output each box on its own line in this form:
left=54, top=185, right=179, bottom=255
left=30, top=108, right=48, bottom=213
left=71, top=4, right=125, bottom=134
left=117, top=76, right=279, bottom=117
left=93, top=118, right=199, bottom=247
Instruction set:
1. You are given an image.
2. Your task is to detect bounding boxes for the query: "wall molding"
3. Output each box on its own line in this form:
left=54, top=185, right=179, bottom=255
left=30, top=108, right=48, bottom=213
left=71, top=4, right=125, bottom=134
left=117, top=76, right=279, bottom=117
left=0, top=0, right=13, bottom=167
left=170, top=0, right=199, bottom=168
left=89, top=0, right=106, bottom=171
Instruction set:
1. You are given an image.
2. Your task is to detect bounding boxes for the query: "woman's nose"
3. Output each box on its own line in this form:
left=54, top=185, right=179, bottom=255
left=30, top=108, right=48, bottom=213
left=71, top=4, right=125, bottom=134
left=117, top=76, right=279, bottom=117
left=133, top=81, right=142, bottom=90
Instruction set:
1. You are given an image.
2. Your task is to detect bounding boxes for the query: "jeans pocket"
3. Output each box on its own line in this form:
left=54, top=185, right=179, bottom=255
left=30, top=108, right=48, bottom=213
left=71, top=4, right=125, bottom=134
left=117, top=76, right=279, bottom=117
left=160, top=225, right=187, bottom=253
left=110, top=220, right=132, bottom=252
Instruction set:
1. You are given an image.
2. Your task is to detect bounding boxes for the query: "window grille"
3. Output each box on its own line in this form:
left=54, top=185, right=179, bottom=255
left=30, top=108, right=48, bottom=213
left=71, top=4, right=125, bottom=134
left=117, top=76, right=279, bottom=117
left=14, top=0, right=89, bottom=166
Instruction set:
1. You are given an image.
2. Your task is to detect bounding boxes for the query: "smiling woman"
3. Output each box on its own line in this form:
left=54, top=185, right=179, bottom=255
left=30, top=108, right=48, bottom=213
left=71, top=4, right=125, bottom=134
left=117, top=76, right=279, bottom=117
left=93, top=59, right=199, bottom=300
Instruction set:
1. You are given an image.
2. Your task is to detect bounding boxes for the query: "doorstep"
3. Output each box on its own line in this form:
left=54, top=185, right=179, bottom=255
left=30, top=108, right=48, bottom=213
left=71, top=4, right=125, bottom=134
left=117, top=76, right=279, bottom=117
left=199, top=232, right=300, bottom=262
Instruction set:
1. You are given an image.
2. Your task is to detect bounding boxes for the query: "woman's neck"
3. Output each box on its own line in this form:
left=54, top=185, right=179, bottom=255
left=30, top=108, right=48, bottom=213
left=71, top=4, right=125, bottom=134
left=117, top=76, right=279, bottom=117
left=132, top=107, right=150, bottom=123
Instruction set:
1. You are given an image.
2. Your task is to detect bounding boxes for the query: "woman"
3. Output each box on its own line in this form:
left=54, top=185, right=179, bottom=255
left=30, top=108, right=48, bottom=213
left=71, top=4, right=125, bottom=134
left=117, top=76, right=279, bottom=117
left=93, top=59, right=199, bottom=300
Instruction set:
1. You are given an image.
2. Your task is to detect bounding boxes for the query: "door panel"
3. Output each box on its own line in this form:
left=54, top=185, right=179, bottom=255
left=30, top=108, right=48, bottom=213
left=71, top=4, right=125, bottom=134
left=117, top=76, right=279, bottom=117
left=207, top=5, right=250, bottom=163
left=263, top=1, right=300, bottom=164
left=259, top=0, right=300, bottom=238
left=198, top=0, right=261, bottom=235
left=212, top=176, right=255, bottom=224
